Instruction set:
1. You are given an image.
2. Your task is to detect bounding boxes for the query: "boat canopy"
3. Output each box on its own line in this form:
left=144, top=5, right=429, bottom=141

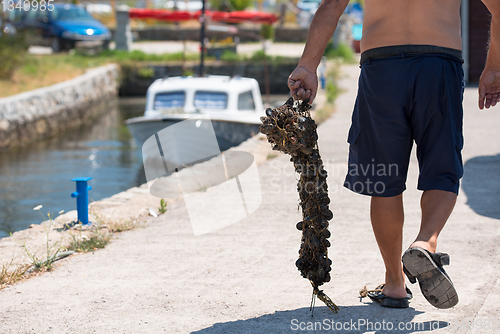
left=129, top=8, right=278, bottom=24
left=144, top=76, right=264, bottom=116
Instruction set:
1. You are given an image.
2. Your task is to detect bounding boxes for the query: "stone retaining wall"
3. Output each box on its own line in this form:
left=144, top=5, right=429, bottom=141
left=0, top=65, right=119, bottom=151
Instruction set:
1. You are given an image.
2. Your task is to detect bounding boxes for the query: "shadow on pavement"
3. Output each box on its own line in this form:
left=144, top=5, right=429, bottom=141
left=191, top=304, right=447, bottom=333
left=462, top=154, right=500, bottom=220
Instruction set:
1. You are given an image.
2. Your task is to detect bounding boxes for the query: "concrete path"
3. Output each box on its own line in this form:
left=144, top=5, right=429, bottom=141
left=1, top=63, right=500, bottom=334
left=129, top=41, right=305, bottom=58
left=29, top=41, right=305, bottom=58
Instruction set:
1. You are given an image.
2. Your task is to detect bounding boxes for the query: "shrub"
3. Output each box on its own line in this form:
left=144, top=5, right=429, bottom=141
left=0, top=34, right=27, bottom=79
left=229, top=0, right=252, bottom=10
left=220, top=50, right=241, bottom=62
left=326, top=79, right=338, bottom=103
left=94, top=49, right=197, bottom=62
left=250, top=49, right=266, bottom=61
left=261, top=24, right=275, bottom=40
left=138, top=67, right=154, bottom=78
left=324, top=42, right=354, bottom=62
left=210, top=0, right=230, bottom=10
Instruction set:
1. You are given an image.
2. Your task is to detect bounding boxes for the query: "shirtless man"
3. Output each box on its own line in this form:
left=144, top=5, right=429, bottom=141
left=288, top=0, right=500, bottom=308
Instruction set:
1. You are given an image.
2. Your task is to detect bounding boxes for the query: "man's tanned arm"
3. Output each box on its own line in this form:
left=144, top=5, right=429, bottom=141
left=288, top=0, right=350, bottom=103
left=479, top=0, right=500, bottom=109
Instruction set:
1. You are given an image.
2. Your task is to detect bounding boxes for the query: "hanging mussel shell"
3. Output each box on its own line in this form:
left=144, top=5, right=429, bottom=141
left=259, top=98, right=339, bottom=313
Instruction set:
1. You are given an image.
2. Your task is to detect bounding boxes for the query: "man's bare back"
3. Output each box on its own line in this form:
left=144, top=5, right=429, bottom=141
left=289, top=0, right=499, bottom=109
left=362, top=0, right=462, bottom=51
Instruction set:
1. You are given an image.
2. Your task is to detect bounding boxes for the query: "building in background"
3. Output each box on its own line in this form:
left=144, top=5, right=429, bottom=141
left=462, top=0, right=490, bottom=84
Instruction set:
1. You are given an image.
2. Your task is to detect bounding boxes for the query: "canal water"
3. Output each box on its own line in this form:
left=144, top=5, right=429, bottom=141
left=0, top=98, right=146, bottom=239
left=0, top=95, right=288, bottom=239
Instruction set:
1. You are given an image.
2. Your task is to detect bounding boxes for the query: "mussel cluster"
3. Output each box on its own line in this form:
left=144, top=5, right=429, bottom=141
left=260, top=97, right=339, bottom=313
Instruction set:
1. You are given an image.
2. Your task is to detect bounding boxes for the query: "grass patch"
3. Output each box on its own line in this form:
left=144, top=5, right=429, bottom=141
left=67, top=223, right=111, bottom=253
left=68, top=233, right=110, bottom=252
left=67, top=212, right=143, bottom=252
left=267, top=153, right=278, bottom=160
left=158, top=199, right=168, bottom=214
left=0, top=49, right=200, bottom=98
left=108, top=219, right=138, bottom=233
left=0, top=259, right=29, bottom=290
left=0, top=209, right=145, bottom=291
left=93, top=49, right=199, bottom=62
left=15, top=207, right=65, bottom=272
left=0, top=54, right=95, bottom=97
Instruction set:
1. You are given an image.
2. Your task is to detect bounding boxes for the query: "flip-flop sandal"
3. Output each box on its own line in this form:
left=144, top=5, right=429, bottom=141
left=360, top=284, right=413, bottom=308
left=402, top=247, right=458, bottom=309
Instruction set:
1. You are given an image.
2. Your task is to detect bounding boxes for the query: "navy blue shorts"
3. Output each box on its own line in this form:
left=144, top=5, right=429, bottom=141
left=344, top=45, right=465, bottom=197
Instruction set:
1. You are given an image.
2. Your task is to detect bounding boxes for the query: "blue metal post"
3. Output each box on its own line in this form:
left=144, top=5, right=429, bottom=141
left=71, top=177, right=92, bottom=225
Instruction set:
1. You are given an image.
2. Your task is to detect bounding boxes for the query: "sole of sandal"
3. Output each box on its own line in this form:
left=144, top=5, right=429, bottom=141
left=402, top=247, right=458, bottom=309
left=380, top=296, right=410, bottom=308
left=367, top=292, right=410, bottom=308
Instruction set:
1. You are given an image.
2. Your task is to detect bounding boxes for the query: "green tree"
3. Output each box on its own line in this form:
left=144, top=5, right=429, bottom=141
left=229, top=0, right=252, bottom=11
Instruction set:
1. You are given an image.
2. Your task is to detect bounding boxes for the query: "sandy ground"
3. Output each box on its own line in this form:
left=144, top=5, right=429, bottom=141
left=1, top=63, right=500, bottom=334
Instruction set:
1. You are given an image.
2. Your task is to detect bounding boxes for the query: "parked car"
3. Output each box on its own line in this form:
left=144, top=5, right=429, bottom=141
left=0, top=17, right=17, bottom=37
left=15, top=3, right=111, bottom=52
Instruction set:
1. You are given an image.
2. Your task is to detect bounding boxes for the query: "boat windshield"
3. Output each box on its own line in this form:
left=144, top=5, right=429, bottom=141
left=238, top=91, right=255, bottom=110
left=194, top=92, right=227, bottom=109
left=154, top=91, right=185, bottom=110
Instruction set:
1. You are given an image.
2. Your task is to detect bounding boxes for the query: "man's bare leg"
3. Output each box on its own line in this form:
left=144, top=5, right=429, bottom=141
left=371, top=191, right=457, bottom=298
left=409, top=190, right=457, bottom=253
left=370, top=194, right=407, bottom=299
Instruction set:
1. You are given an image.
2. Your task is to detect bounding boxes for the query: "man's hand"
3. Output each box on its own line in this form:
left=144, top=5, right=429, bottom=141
left=479, top=69, right=500, bottom=109
left=286, top=0, right=348, bottom=103
left=288, top=66, right=318, bottom=103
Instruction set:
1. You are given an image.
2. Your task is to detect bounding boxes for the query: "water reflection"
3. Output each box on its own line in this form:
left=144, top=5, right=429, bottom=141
left=0, top=98, right=146, bottom=238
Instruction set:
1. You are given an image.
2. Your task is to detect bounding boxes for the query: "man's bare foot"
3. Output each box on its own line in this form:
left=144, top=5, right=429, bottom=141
left=382, top=284, right=408, bottom=299
left=409, top=240, right=436, bottom=253
left=382, top=271, right=407, bottom=299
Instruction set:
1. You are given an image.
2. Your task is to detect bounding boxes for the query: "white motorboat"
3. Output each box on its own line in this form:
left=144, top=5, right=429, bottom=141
left=125, top=75, right=265, bottom=151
